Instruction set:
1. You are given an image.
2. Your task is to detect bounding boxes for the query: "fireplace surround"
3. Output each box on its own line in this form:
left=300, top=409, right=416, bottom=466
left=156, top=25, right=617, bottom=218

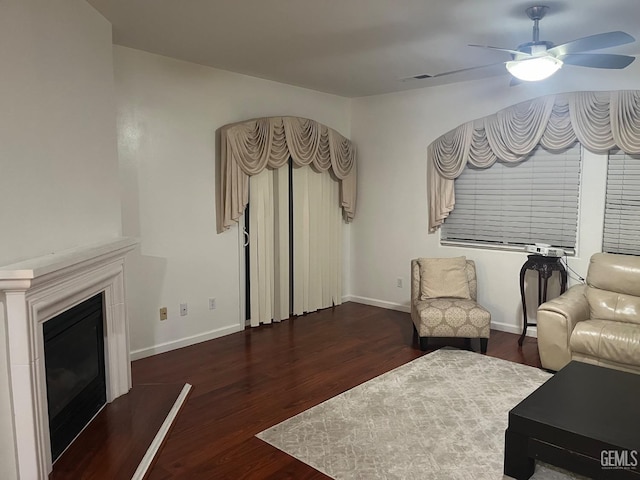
left=0, top=238, right=137, bottom=479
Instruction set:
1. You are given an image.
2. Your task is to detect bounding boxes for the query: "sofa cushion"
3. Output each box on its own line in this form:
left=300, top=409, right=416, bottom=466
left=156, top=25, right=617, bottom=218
left=418, top=257, right=471, bottom=300
left=588, top=252, right=640, bottom=297
left=585, top=288, right=640, bottom=326
left=570, top=319, right=640, bottom=367
left=414, top=298, right=490, bottom=338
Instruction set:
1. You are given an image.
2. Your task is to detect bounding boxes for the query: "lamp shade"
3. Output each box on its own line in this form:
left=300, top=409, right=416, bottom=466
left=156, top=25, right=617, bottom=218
left=506, top=56, right=563, bottom=82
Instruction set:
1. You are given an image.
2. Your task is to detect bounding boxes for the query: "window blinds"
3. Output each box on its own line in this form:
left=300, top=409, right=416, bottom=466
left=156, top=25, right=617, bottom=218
left=441, top=143, right=581, bottom=251
left=603, top=151, right=640, bottom=256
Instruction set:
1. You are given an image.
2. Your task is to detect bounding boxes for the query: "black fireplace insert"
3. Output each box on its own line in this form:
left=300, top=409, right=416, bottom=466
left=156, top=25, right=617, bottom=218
left=43, top=292, right=106, bottom=461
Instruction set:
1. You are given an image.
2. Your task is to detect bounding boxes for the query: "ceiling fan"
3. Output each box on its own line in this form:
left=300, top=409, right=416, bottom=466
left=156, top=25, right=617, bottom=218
left=408, top=5, right=636, bottom=84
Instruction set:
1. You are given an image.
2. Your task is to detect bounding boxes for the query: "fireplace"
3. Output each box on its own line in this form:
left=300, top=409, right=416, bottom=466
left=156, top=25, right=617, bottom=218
left=0, top=238, right=137, bottom=479
left=44, top=292, right=107, bottom=461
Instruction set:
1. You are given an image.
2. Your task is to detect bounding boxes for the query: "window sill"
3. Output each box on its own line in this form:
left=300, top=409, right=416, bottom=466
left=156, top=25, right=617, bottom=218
left=440, top=240, right=576, bottom=257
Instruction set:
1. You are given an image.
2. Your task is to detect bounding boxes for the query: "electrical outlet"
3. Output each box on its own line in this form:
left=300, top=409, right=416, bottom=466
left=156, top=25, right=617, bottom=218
left=159, top=307, right=168, bottom=321
left=396, top=277, right=403, bottom=288
left=209, top=298, right=217, bottom=310
left=180, top=303, right=188, bottom=316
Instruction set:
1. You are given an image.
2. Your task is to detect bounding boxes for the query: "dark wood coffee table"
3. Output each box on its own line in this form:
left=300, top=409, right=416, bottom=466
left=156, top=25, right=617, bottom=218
left=504, top=361, right=640, bottom=479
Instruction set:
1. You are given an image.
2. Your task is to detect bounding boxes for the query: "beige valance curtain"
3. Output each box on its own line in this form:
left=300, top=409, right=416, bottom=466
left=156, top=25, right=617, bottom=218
left=218, top=116, right=356, bottom=232
left=428, top=90, right=640, bottom=232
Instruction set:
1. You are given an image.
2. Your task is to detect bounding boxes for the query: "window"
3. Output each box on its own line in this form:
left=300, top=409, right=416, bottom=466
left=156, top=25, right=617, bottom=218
left=441, top=143, right=582, bottom=252
left=603, top=150, right=640, bottom=256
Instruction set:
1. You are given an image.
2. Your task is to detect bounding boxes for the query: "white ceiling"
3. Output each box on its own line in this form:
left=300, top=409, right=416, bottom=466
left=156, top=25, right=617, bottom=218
left=87, top=0, right=640, bottom=97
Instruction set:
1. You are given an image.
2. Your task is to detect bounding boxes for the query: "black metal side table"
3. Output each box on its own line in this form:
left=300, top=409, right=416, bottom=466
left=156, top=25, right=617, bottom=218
left=518, top=255, right=567, bottom=346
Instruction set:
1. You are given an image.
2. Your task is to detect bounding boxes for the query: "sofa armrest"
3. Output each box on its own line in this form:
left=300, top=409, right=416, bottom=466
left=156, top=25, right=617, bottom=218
left=537, top=284, right=589, bottom=371
left=538, top=284, right=589, bottom=324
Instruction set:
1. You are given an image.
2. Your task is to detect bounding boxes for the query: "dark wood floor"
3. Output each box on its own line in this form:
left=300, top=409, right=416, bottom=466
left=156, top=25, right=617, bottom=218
left=51, top=383, right=186, bottom=480
left=58, top=302, right=542, bottom=479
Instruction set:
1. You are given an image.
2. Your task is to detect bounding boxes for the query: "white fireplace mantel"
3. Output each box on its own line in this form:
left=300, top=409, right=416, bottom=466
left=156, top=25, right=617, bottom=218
left=0, top=237, right=138, bottom=479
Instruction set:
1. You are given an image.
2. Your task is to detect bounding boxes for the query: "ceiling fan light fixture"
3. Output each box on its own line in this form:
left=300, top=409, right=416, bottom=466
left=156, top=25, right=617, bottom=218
left=506, top=55, right=563, bottom=81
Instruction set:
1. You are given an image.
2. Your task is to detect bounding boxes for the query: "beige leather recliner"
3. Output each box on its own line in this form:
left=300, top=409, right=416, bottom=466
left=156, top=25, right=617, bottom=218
left=537, top=252, right=640, bottom=374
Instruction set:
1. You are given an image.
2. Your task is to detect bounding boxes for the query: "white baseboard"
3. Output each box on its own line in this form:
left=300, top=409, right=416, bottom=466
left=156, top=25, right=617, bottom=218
left=344, top=295, right=536, bottom=338
left=130, top=324, right=244, bottom=360
left=490, top=320, right=537, bottom=338
left=130, top=301, right=536, bottom=361
left=344, top=295, right=411, bottom=313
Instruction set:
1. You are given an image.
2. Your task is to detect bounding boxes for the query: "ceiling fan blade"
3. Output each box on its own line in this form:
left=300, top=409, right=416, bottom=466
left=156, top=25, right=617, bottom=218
left=559, top=53, right=636, bottom=69
left=468, top=44, right=531, bottom=57
left=549, top=31, right=635, bottom=56
left=402, top=61, right=507, bottom=81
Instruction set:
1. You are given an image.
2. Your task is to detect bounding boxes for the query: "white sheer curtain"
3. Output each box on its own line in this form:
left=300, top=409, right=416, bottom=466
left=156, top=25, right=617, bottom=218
left=292, top=166, right=343, bottom=315
left=248, top=167, right=290, bottom=326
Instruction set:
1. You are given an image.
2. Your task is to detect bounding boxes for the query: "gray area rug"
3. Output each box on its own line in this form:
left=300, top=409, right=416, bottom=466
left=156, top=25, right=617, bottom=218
left=257, top=349, right=584, bottom=480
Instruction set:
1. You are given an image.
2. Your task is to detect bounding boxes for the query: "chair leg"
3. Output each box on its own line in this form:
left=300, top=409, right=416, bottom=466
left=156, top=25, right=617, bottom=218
left=480, top=338, right=488, bottom=354
left=419, top=336, right=429, bottom=351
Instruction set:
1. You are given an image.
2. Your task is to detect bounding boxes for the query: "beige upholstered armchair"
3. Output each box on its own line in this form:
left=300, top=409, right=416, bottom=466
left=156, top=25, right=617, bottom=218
left=538, top=253, right=640, bottom=374
left=411, top=257, right=491, bottom=353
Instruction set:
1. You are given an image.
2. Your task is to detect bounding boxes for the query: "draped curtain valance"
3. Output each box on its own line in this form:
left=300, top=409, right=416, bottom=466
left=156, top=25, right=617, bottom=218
left=218, top=116, right=357, bottom=232
left=428, top=90, right=640, bottom=232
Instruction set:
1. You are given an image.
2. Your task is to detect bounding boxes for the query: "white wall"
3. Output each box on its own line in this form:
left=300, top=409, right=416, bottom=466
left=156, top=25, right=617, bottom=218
left=113, top=46, right=351, bottom=359
left=349, top=63, right=640, bottom=334
left=0, top=1, right=121, bottom=478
